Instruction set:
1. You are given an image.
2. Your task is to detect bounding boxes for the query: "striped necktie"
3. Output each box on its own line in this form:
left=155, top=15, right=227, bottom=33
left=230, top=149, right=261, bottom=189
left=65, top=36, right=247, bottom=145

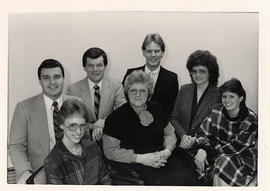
left=94, top=84, right=100, bottom=119
left=52, top=101, right=63, bottom=140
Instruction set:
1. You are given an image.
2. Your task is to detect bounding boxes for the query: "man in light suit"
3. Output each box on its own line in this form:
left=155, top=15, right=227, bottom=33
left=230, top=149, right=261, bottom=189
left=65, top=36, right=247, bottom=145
left=8, top=59, right=76, bottom=183
left=67, top=47, right=126, bottom=141
left=122, top=33, right=179, bottom=115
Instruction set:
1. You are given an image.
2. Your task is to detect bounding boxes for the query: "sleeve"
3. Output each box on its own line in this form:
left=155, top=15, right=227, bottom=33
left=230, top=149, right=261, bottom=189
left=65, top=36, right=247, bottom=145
left=113, top=80, right=127, bottom=109
left=66, top=85, right=75, bottom=96
left=98, top=152, right=112, bottom=185
left=8, top=102, right=32, bottom=178
left=44, top=155, right=64, bottom=184
left=215, top=122, right=258, bottom=155
left=103, top=134, right=137, bottom=163
left=170, top=87, right=187, bottom=139
left=163, top=122, right=177, bottom=152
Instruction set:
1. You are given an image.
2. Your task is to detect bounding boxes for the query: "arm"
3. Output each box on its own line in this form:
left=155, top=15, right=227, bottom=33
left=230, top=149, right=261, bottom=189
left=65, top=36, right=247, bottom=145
left=170, top=87, right=187, bottom=139
left=44, top=159, right=63, bottom=184
left=8, top=102, right=32, bottom=180
left=163, top=122, right=177, bottom=152
left=103, top=134, right=137, bottom=163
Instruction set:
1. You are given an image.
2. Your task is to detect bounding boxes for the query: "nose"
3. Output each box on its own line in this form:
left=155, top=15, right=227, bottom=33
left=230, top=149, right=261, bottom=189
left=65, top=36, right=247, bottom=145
left=135, top=90, right=141, bottom=96
left=75, top=126, right=81, bottom=134
left=50, top=78, right=56, bottom=84
left=151, top=51, right=156, bottom=56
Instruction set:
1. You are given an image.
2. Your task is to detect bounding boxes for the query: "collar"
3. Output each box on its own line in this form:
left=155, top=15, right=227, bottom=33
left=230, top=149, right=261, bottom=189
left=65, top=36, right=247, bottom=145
left=43, top=94, right=63, bottom=109
left=88, top=78, right=103, bottom=90
left=144, top=65, right=160, bottom=75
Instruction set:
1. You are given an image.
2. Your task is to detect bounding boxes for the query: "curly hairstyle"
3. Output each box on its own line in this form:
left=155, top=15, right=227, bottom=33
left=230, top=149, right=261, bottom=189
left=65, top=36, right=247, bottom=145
left=186, top=50, right=220, bottom=86
left=123, top=70, right=154, bottom=99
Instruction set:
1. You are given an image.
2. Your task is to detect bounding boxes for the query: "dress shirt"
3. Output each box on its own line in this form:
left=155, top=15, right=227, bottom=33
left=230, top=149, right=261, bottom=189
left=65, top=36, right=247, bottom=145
left=43, top=94, right=63, bottom=150
left=88, top=79, right=103, bottom=111
left=144, top=65, right=160, bottom=88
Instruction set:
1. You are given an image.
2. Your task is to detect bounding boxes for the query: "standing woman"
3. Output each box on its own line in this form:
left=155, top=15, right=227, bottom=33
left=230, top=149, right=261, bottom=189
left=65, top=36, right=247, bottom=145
left=194, top=78, right=258, bottom=186
left=171, top=50, right=221, bottom=153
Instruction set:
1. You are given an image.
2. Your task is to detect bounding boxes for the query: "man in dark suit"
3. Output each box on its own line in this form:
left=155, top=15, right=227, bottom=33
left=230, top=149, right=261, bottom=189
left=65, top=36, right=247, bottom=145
left=122, top=33, right=179, bottom=115
left=8, top=59, right=77, bottom=183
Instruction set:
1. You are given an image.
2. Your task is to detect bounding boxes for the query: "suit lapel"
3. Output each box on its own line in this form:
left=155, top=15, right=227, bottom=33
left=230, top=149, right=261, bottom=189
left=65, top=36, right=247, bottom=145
left=194, top=85, right=214, bottom=119
left=152, top=66, right=164, bottom=98
left=80, top=78, right=96, bottom=120
left=31, top=94, right=50, bottom=153
left=99, top=79, right=110, bottom=118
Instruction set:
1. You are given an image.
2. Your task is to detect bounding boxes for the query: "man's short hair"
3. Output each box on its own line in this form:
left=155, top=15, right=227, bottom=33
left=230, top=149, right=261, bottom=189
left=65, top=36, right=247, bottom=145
left=142, top=33, right=165, bottom=52
left=82, top=47, right=108, bottom=67
left=38, top=59, right=65, bottom=79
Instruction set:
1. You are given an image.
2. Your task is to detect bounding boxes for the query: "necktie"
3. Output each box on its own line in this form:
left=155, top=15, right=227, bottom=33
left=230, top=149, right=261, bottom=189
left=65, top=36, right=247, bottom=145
left=52, top=101, right=63, bottom=140
left=94, top=84, right=100, bottom=119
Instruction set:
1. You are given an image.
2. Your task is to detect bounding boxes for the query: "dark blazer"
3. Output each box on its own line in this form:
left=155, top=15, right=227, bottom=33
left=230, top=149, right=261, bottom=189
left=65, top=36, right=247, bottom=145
left=170, top=83, right=221, bottom=139
left=122, top=65, right=179, bottom=115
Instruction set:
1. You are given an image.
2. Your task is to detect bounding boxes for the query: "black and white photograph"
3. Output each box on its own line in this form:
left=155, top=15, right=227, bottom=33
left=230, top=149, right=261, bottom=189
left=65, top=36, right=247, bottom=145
left=1, top=0, right=269, bottom=191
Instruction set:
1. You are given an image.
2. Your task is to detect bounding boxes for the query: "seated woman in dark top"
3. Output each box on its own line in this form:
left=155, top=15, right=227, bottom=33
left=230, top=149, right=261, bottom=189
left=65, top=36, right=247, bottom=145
left=194, top=78, right=257, bottom=186
left=44, top=98, right=111, bottom=184
left=171, top=50, right=221, bottom=158
left=103, top=70, right=199, bottom=185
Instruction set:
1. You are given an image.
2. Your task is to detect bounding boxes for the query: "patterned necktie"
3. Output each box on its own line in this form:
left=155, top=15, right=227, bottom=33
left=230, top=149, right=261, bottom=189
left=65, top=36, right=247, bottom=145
left=94, top=84, right=100, bottom=119
left=52, top=101, right=63, bottom=140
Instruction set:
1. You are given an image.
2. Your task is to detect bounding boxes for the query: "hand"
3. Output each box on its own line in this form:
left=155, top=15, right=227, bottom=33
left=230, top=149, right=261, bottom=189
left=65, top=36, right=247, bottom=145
left=179, top=135, right=196, bottom=149
left=194, top=149, right=208, bottom=172
left=157, top=148, right=171, bottom=161
left=17, top=170, right=32, bottom=184
left=92, top=127, right=103, bottom=141
left=95, top=119, right=105, bottom=129
left=136, top=153, right=166, bottom=168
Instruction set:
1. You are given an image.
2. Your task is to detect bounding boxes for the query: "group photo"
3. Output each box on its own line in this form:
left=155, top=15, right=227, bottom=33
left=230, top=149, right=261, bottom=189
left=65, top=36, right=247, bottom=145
left=7, top=11, right=258, bottom=187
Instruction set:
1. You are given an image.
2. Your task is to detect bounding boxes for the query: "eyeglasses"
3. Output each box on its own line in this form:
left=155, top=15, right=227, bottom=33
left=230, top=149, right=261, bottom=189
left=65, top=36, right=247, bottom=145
left=63, top=123, right=89, bottom=131
left=190, top=69, right=208, bottom=76
left=129, top=89, right=148, bottom=96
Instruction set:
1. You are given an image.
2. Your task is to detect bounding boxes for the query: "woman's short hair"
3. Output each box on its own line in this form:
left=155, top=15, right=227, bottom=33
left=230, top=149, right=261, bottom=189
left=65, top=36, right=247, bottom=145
left=56, top=98, right=90, bottom=125
left=186, top=50, right=220, bottom=86
left=124, top=70, right=154, bottom=97
left=142, top=33, right=165, bottom=52
left=220, top=78, right=246, bottom=103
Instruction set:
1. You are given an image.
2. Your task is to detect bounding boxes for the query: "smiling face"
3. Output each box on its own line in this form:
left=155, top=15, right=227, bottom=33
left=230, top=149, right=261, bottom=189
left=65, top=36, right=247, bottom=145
left=84, top=56, right=106, bottom=83
left=190, top=65, right=210, bottom=86
left=128, top=83, right=149, bottom=109
left=39, top=67, right=64, bottom=100
left=222, top=91, right=243, bottom=117
left=143, top=41, right=164, bottom=70
left=61, top=113, right=86, bottom=145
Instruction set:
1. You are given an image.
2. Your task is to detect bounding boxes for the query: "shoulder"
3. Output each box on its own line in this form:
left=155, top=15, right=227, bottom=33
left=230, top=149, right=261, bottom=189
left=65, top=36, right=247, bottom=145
left=246, top=108, right=258, bottom=123
left=160, top=66, right=178, bottom=78
left=44, top=146, right=62, bottom=167
left=104, top=77, right=122, bottom=87
left=16, top=94, right=43, bottom=109
left=63, top=94, right=82, bottom=102
left=180, top=83, right=193, bottom=91
left=68, top=78, right=86, bottom=89
left=126, top=66, right=144, bottom=74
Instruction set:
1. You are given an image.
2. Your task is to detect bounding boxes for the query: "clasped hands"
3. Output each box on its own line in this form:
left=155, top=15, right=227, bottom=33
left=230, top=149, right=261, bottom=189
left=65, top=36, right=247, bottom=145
left=136, top=148, right=171, bottom=168
left=194, top=149, right=208, bottom=172
left=179, top=134, right=197, bottom=149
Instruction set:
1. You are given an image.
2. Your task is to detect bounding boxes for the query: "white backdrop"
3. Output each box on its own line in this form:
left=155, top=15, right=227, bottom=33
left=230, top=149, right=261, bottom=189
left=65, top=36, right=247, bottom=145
left=8, top=12, right=258, bottom=128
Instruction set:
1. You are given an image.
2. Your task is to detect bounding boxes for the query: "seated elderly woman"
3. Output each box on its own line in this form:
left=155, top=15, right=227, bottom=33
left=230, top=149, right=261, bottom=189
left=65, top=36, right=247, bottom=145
left=44, top=98, right=111, bottom=184
left=194, top=78, right=257, bottom=186
left=103, top=70, right=199, bottom=185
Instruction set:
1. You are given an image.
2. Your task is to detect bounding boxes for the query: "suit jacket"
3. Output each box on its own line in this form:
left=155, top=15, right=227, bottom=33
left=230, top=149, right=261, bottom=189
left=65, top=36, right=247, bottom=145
left=66, top=77, right=126, bottom=122
left=122, top=65, right=179, bottom=115
left=8, top=94, right=76, bottom=178
left=171, top=83, right=221, bottom=139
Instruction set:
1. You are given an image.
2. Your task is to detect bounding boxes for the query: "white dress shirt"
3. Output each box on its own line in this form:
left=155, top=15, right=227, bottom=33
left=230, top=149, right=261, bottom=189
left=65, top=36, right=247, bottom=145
left=43, top=94, right=63, bottom=150
left=145, top=65, right=160, bottom=88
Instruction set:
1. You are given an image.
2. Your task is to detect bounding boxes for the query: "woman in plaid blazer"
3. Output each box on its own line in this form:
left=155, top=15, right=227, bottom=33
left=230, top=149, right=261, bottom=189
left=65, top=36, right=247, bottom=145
left=194, top=78, right=257, bottom=186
